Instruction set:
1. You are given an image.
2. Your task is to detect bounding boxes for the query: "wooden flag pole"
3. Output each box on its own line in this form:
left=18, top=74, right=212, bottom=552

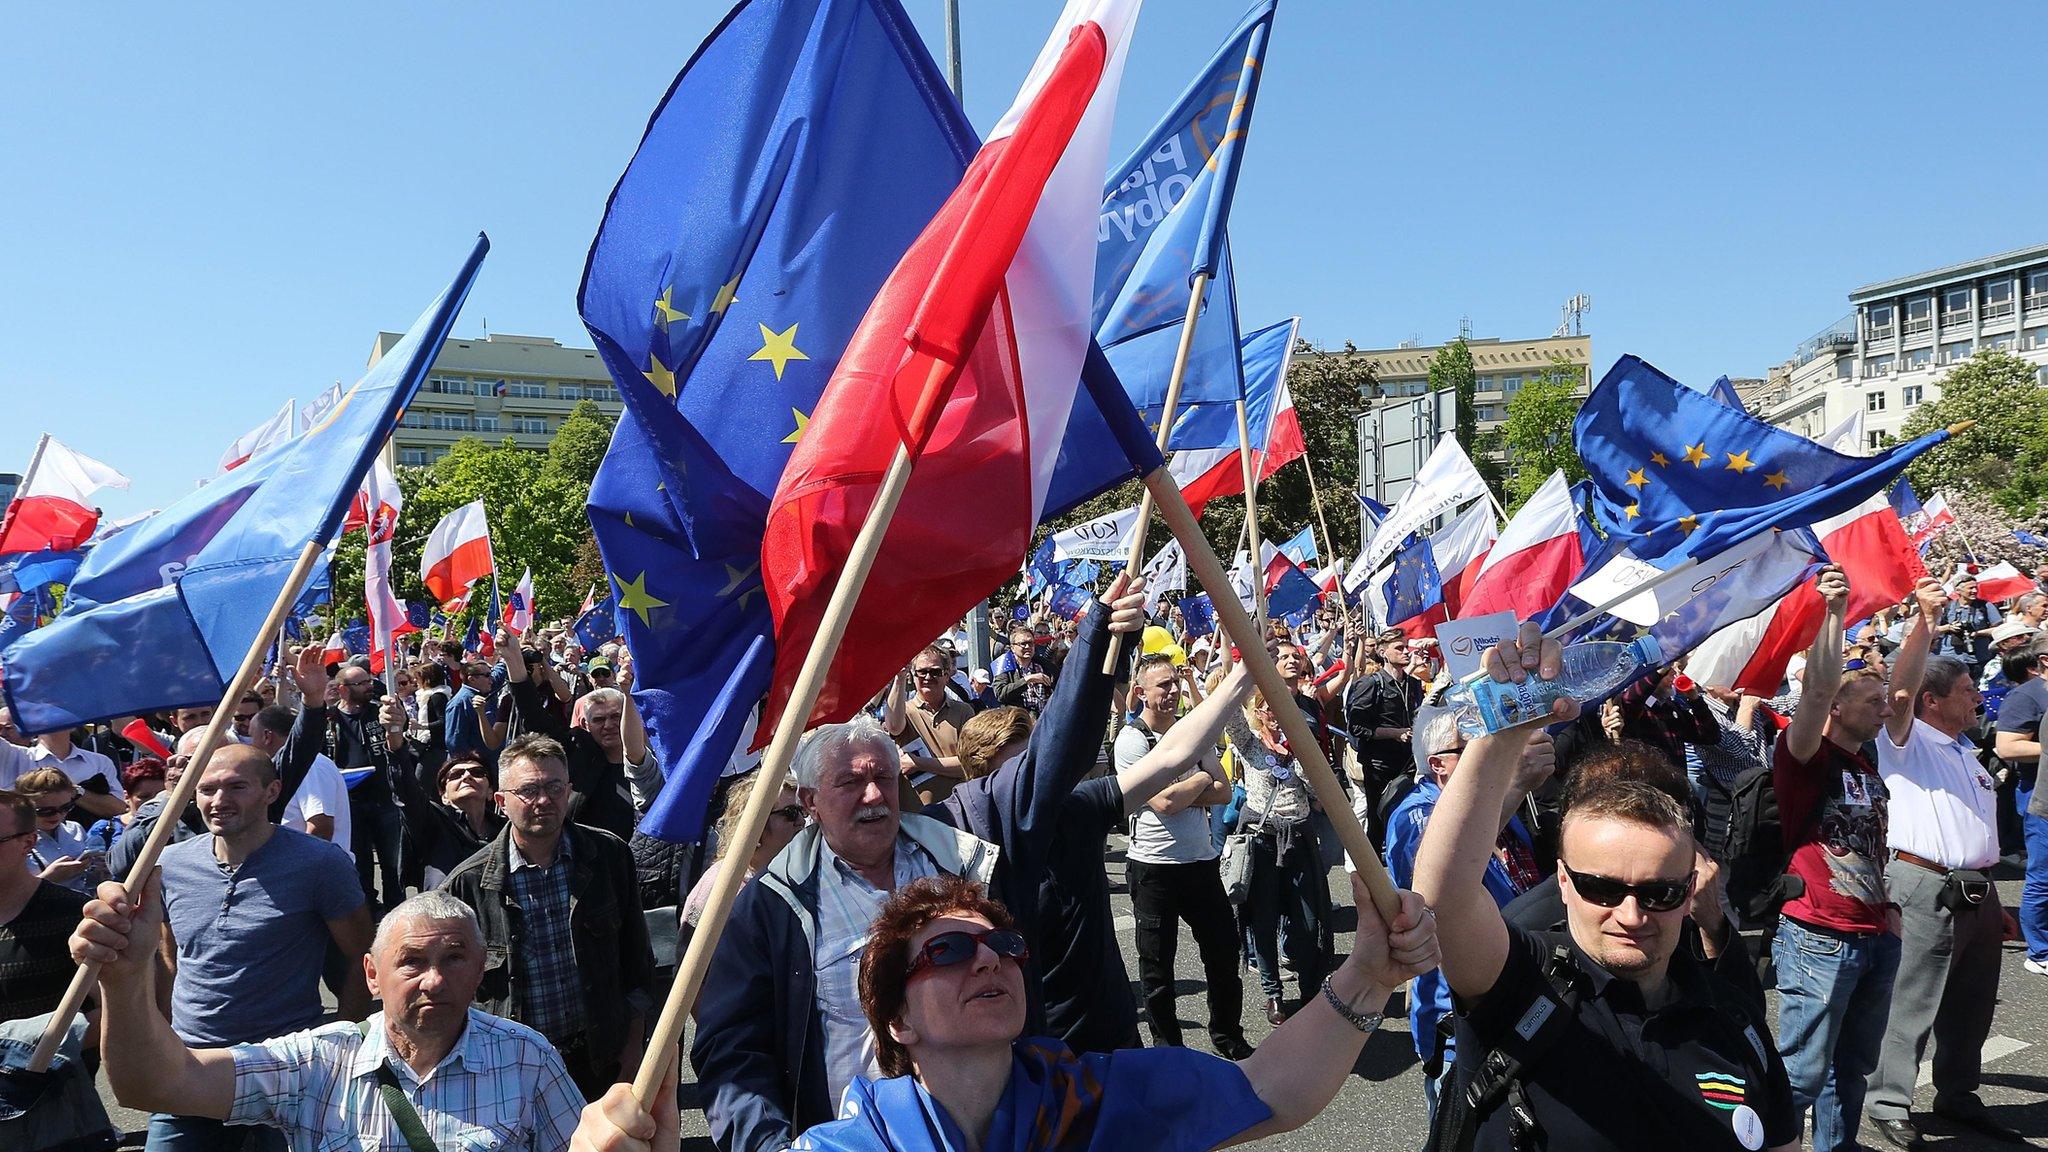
left=1101, top=271, right=1212, bottom=676
left=1145, top=466, right=1402, bottom=919
left=28, top=537, right=328, bottom=1072
left=1234, top=397, right=1268, bottom=626
left=1298, top=446, right=1338, bottom=574
left=630, top=434, right=923, bottom=1110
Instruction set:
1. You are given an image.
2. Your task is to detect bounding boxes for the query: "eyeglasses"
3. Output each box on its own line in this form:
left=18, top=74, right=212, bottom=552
left=232, top=712, right=257, bottom=725
left=340, top=679, right=375, bottom=690
left=769, top=803, right=806, bottom=824
left=905, top=928, right=1030, bottom=980
left=0, top=830, right=34, bottom=847
left=1560, top=863, right=1696, bottom=912
left=504, top=780, right=570, bottom=803
left=1428, top=744, right=1466, bottom=759
left=911, top=668, right=948, bottom=680
left=32, top=800, right=76, bottom=818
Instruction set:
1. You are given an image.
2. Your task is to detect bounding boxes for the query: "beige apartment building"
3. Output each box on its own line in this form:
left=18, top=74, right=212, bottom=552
left=367, top=332, right=623, bottom=466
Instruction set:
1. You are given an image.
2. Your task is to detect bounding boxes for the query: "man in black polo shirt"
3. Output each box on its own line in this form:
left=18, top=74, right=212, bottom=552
left=1344, top=628, right=1425, bottom=848
left=1415, top=622, right=1798, bottom=1151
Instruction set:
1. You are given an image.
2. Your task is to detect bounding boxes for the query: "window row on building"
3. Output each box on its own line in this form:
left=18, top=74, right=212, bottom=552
left=1862, top=268, right=2048, bottom=344
left=1377, top=372, right=1561, bottom=400
left=422, top=376, right=622, bottom=403
left=399, top=412, right=553, bottom=435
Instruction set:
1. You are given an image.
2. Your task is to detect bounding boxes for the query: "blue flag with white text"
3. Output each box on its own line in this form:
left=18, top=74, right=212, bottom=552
left=3, top=236, right=487, bottom=733
left=1095, top=1, right=1275, bottom=420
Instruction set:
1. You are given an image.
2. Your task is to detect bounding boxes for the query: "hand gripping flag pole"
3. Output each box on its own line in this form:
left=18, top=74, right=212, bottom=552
left=628, top=363, right=940, bottom=1111
left=1101, top=268, right=1211, bottom=675
left=1146, top=464, right=1403, bottom=920
left=28, top=539, right=327, bottom=1071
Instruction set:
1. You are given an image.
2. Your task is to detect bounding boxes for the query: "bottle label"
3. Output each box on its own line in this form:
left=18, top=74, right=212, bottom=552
left=1463, top=676, right=1572, bottom=734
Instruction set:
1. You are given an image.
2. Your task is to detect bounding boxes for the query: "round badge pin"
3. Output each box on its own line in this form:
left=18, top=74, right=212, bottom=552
left=1730, top=1104, right=1764, bottom=1151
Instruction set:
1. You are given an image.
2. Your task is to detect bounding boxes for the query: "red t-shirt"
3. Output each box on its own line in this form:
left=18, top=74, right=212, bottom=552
left=1775, top=736, right=1889, bottom=934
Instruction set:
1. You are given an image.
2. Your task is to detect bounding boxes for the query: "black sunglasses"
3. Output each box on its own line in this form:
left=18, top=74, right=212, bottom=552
left=906, top=928, right=1029, bottom=980
left=33, top=800, right=76, bottom=818
left=769, top=803, right=806, bottom=824
left=1561, top=863, right=1695, bottom=912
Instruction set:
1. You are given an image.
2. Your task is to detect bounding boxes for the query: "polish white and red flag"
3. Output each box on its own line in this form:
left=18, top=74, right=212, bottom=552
left=0, top=435, right=129, bottom=556
left=420, top=500, right=496, bottom=611
left=216, top=400, right=297, bottom=473
left=1458, top=470, right=1583, bottom=622
left=1169, top=317, right=1306, bottom=516
left=502, top=567, right=535, bottom=635
left=1965, top=561, right=2037, bottom=603
left=759, top=0, right=1144, bottom=732
left=1430, top=500, right=1497, bottom=618
left=1688, top=416, right=1926, bottom=693
left=358, top=457, right=414, bottom=673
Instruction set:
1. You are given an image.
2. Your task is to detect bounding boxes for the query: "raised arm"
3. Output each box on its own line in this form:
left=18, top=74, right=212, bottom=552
left=501, top=626, right=571, bottom=743
left=1885, top=577, right=1945, bottom=748
left=1117, top=662, right=1253, bottom=814
left=71, top=871, right=237, bottom=1119
left=619, top=656, right=648, bottom=767
left=1411, top=622, right=1577, bottom=1000
left=1782, top=565, right=1849, bottom=763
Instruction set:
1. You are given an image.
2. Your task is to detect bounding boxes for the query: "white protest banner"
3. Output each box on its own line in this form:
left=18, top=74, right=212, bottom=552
left=1052, top=505, right=1140, bottom=562
left=1433, top=610, right=1518, bottom=682
left=1141, top=540, right=1185, bottom=610
left=1360, top=434, right=1491, bottom=576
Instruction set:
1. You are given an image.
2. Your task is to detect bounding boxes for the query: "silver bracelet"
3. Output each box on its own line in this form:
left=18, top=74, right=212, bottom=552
left=1319, top=976, right=1385, bottom=1034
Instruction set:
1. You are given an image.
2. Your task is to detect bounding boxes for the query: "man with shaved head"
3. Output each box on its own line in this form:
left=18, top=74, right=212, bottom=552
left=131, top=742, right=374, bottom=1152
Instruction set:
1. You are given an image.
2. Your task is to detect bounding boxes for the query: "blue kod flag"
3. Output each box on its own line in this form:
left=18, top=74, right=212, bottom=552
left=1095, top=0, right=1275, bottom=418
left=1575, top=354, right=1951, bottom=564
left=578, top=0, right=1157, bottom=844
left=3, top=236, right=487, bottom=733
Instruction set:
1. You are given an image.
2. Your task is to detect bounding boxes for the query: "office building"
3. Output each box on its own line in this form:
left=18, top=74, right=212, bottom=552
left=1753, top=242, right=2048, bottom=449
left=367, top=332, right=622, bottom=466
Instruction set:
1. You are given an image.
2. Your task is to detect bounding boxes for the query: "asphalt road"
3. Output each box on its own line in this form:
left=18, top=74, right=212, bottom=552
left=95, top=848, right=2048, bottom=1150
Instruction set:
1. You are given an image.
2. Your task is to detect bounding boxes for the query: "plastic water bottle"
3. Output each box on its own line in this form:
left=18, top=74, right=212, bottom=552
left=1443, top=635, right=1664, bottom=735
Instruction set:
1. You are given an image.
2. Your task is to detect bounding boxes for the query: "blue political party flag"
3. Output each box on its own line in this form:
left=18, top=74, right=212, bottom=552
left=3, top=236, right=487, bottom=733
left=1357, top=492, right=1389, bottom=535
left=1095, top=1, right=1274, bottom=420
left=0, top=548, right=84, bottom=650
left=574, top=589, right=620, bottom=651
left=1166, top=316, right=1298, bottom=452
left=577, top=0, right=1156, bottom=844
left=1382, top=535, right=1443, bottom=627
left=1278, top=525, right=1317, bottom=566
left=1179, top=592, right=1216, bottom=638
left=2015, top=530, right=2048, bottom=550
left=1575, top=355, right=1951, bottom=564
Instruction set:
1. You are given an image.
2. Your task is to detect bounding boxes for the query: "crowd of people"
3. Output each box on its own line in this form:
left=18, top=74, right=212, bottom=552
left=2, top=555, right=2046, bottom=1152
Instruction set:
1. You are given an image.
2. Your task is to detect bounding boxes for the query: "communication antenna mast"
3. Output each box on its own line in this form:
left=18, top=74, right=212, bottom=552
left=1554, top=293, right=1590, bottom=338
left=1458, top=315, right=1473, bottom=341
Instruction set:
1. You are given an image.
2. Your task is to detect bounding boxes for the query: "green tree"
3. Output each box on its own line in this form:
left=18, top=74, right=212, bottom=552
left=1490, top=355, right=1588, bottom=511
left=1427, top=338, right=1493, bottom=492
left=1897, top=348, right=2048, bottom=516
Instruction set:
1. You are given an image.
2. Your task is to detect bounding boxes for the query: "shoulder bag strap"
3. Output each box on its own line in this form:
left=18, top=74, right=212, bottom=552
left=358, top=1022, right=440, bottom=1152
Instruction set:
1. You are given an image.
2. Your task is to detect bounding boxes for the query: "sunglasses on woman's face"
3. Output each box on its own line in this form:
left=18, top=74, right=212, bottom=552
left=769, top=803, right=806, bottom=825
left=905, top=928, right=1029, bottom=980
left=1561, top=863, right=1695, bottom=912
left=33, top=800, right=76, bottom=819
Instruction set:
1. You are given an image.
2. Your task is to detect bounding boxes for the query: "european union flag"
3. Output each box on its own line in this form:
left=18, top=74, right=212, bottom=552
left=1048, top=584, right=1094, bottom=622
left=1096, top=1, right=1275, bottom=421
left=1266, top=560, right=1322, bottom=623
left=579, top=0, right=981, bottom=844
left=1382, top=536, right=1443, bottom=627
left=4, top=237, right=485, bottom=733
left=342, top=619, right=370, bottom=657
left=1576, top=355, right=1951, bottom=562
left=1179, top=592, right=1216, bottom=638
left=2016, top=530, right=2048, bottom=550
left=574, top=589, right=620, bottom=652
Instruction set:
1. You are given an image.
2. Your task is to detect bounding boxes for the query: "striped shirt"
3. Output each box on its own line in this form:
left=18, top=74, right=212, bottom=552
left=507, top=834, right=585, bottom=1044
left=814, top=836, right=938, bottom=1108
left=227, top=1008, right=582, bottom=1152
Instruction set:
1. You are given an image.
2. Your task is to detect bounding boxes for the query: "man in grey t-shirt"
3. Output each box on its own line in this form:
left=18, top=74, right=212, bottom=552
left=151, top=745, right=373, bottom=1152
left=1118, top=656, right=1250, bottom=1057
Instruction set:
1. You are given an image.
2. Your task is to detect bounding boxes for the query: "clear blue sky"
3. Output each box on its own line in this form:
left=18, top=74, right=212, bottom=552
left=6, top=2, right=2044, bottom=520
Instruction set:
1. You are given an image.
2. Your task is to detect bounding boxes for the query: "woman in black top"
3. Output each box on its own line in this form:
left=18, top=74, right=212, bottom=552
left=392, top=747, right=505, bottom=888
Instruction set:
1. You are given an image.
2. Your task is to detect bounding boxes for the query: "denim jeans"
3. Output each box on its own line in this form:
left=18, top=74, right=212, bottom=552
left=146, top=1113, right=286, bottom=1152
left=1245, top=828, right=1328, bottom=1002
left=2019, top=779, right=2048, bottom=963
left=1772, top=916, right=1899, bottom=1152
left=351, top=799, right=406, bottom=910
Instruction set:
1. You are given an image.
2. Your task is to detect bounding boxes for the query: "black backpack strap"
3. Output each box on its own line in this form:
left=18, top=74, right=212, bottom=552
left=1426, top=944, right=1588, bottom=1152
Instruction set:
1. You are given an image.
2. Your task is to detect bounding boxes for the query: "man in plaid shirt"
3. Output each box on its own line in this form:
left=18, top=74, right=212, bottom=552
left=72, top=883, right=582, bottom=1151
